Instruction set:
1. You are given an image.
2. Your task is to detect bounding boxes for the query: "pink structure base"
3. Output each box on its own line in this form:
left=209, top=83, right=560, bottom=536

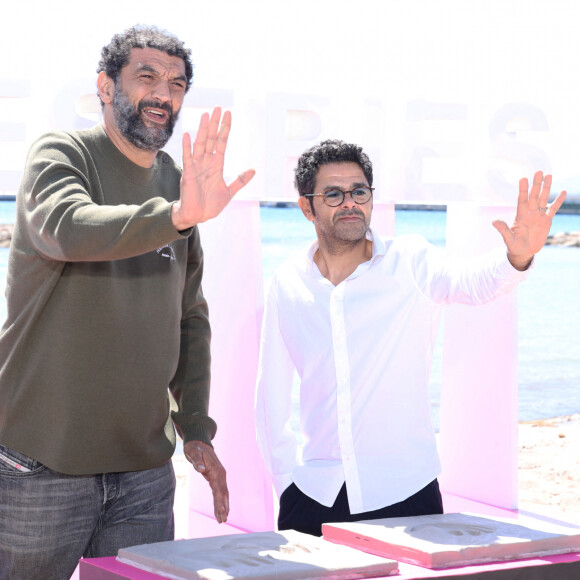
left=79, top=551, right=580, bottom=579
left=79, top=494, right=580, bottom=580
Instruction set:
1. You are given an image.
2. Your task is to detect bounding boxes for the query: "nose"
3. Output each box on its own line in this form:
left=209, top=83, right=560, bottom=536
left=151, top=80, right=172, bottom=103
left=340, top=191, right=357, bottom=208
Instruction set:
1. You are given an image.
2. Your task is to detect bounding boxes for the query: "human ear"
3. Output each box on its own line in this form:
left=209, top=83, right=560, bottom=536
left=298, top=196, right=314, bottom=222
left=96, top=72, right=115, bottom=105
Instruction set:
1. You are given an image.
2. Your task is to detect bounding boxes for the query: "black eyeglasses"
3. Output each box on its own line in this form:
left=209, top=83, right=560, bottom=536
left=304, top=186, right=374, bottom=207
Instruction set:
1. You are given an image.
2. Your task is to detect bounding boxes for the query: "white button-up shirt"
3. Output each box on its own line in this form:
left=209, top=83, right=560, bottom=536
left=255, top=230, right=529, bottom=514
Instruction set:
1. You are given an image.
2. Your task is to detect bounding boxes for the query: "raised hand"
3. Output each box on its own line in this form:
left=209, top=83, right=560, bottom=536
left=172, top=107, right=255, bottom=231
left=184, top=440, right=229, bottom=523
left=492, top=171, right=567, bottom=270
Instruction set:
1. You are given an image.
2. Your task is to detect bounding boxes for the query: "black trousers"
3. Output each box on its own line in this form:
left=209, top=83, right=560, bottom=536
left=278, top=479, right=443, bottom=537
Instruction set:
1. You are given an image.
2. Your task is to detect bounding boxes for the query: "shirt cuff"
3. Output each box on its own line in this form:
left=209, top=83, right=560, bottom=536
left=171, top=411, right=217, bottom=447
left=498, top=250, right=535, bottom=278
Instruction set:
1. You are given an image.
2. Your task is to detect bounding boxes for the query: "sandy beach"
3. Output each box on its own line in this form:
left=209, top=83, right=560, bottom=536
left=173, top=413, right=580, bottom=537
left=518, top=413, right=580, bottom=524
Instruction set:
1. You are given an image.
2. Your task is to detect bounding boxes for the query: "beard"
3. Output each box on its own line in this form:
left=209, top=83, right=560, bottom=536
left=112, top=84, right=179, bottom=152
left=331, top=208, right=370, bottom=242
left=314, top=207, right=371, bottom=254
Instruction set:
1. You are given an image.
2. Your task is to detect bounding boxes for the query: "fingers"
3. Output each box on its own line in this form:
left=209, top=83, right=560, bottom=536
left=213, top=489, right=230, bottom=523
left=538, top=173, right=552, bottom=209
left=182, top=132, right=192, bottom=167
left=527, top=170, right=552, bottom=211
left=210, top=471, right=230, bottom=523
left=192, top=113, right=209, bottom=162
left=214, top=110, right=232, bottom=156
left=192, top=107, right=227, bottom=161
left=518, top=171, right=558, bottom=216
left=521, top=172, right=566, bottom=219
left=527, top=170, right=544, bottom=210
left=228, top=169, right=256, bottom=197
left=516, top=176, right=529, bottom=219
left=202, top=448, right=229, bottom=523
left=184, top=442, right=229, bottom=523
left=204, top=107, right=222, bottom=156
left=547, top=189, right=567, bottom=218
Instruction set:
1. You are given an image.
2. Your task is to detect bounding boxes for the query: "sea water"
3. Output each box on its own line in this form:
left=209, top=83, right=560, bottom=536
left=0, top=203, right=578, bottom=428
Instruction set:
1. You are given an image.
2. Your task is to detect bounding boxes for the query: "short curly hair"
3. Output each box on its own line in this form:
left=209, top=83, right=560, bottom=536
left=97, top=25, right=194, bottom=103
left=294, top=139, right=373, bottom=196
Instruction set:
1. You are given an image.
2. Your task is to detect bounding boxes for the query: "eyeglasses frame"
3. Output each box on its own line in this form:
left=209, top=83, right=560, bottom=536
left=303, top=186, right=375, bottom=207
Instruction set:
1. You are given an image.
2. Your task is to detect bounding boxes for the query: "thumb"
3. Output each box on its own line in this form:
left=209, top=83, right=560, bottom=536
left=492, top=219, right=511, bottom=245
left=228, top=169, right=256, bottom=197
left=192, top=454, right=206, bottom=472
left=185, top=447, right=207, bottom=472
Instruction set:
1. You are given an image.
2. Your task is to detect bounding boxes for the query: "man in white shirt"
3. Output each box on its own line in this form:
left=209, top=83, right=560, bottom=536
left=255, top=139, right=566, bottom=537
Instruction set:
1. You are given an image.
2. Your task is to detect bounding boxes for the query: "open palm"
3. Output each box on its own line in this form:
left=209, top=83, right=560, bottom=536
left=172, top=107, right=255, bottom=230
left=493, top=171, right=567, bottom=270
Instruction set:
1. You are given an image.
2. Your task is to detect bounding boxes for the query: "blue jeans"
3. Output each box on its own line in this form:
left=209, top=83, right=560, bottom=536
left=0, top=444, right=175, bottom=580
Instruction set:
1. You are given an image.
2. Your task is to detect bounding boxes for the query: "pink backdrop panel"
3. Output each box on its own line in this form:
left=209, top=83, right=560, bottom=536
left=192, top=199, right=274, bottom=534
left=439, top=203, right=519, bottom=509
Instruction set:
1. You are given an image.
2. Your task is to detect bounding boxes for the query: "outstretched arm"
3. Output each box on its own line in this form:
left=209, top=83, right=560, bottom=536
left=171, top=107, right=255, bottom=231
left=493, top=171, right=567, bottom=271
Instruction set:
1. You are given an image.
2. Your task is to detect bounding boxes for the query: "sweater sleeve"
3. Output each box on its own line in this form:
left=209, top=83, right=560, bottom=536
left=170, top=226, right=216, bottom=446
left=19, top=130, right=184, bottom=262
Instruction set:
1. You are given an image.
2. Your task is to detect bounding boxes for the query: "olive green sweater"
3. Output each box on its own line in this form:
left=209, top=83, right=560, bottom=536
left=0, top=125, right=215, bottom=475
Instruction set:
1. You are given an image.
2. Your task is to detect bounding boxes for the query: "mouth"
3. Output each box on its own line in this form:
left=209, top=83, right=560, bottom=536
left=336, top=212, right=364, bottom=223
left=142, top=108, right=169, bottom=125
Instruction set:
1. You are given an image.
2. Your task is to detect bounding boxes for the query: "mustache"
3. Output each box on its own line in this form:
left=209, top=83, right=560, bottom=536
left=335, top=209, right=365, bottom=219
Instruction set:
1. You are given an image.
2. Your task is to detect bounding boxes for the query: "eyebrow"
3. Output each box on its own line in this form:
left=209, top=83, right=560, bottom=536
left=135, top=63, right=187, bottom=83
left=323, top=182, right=368, bottom=191
left=136, top=64, right=158, bottom=74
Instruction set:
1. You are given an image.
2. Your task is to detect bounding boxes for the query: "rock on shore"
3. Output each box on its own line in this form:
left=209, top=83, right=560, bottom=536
left=0, top=225, right=12, bottom=247
left=545, top=231, right=580, bottom=247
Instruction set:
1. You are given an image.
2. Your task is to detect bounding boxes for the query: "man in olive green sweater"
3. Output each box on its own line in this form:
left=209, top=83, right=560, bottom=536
left=0, top=25, right=254, bottom=579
